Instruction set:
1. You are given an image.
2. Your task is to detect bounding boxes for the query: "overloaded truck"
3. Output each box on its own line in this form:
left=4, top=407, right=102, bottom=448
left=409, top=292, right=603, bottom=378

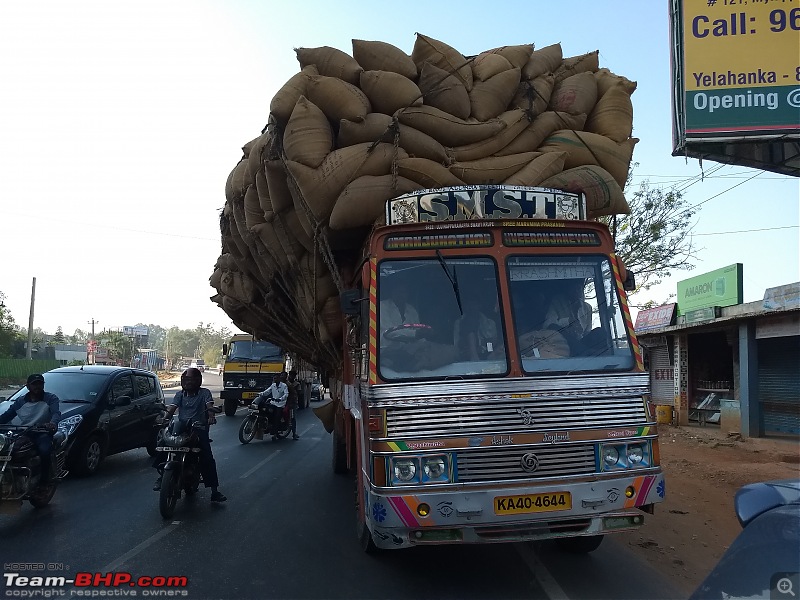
left=210, top=34, right=665, bottom=552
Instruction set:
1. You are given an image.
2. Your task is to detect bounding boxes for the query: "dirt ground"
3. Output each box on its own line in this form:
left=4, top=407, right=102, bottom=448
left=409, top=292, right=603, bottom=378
left=616, top=423, right=800, bottom=595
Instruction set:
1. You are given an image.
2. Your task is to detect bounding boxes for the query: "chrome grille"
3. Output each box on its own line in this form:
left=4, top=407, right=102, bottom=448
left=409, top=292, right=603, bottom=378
left=456, top=443, right=595, bottom=483
left=385, top=397, right=646, bottom=437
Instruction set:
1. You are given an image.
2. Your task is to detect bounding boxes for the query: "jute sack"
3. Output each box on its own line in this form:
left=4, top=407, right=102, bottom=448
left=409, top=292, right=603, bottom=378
left=471, top=52, right=513, bottom=82
left=352, top=39, right=417, bottom=80
left=286, top=142, right=406, bottom=223
left=503, top=151, right=567, bottom=186
left=495, top=111, right=587, bottom=156
left=296, top=46, right=363, bottom=85
left=595, top=68, right=637, bottom=96
left=209, top=267, right=223, bottom=291
left=522, top=43, right=562, bottom=80
left=271, top=211, right=305, bottom=261
left=548, top=72, right=598, bottom=116
left=254, top=168, right=275, bottom=222
left=270, top=65, right=319, bottom=123
left=469, top=67, right=521, bottom=121
left=539, top=165, right=631, bottom=217
left=280, top=208, right=314, bottom=254
left=220, top=270, right=258, bottom=304
left=252, top=222, right=290, bottom=271
left=337, top=113, right=451, bottom=164
left=585, top=82, right=634, bottom=142
left=329, top=174, right=420, bottom=230
left=284, top=96, right=333, bottom=169
left=508, top=74, right=555, bottom=115
left=554, top=50, right=600, bottom=84
left=313, top=273, right=339, bottom=313
left=484, top=44, right=533, bottom=70
left=242, top=136, right=259, bottom=159
left=244, top=184, right=267, bottom=229
left=449, top=108, right=530, bottom=162
left=397, top=105, right=506, bottom=147
left=537, top=130, right=637, bottom=188
left=412, top=33, right=473, bottom=91
left=417, top=62, right=471, bottom=120
left=246, top=131, right=271, bottom=182
left=450, top=151, right=540, bottom=185
left=518, top=329, right=570, bottom=358
left=306, top=75, right=371, bottom=123
left=397, top=157, right=466, bottom=189
left=318, top=295, right=343, bottom=339
left=264, top=159, right=295, bottom=214
left=359, top=70, right=422, bottom=115
left=225, top=159, right=249, bottom=203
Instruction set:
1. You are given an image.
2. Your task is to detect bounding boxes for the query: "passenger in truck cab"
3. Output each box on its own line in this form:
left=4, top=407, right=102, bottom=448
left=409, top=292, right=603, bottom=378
left=454, top=293, right=503, bottom=361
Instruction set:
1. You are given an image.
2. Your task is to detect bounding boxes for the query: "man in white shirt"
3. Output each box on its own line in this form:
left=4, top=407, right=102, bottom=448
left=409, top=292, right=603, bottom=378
left=260, top=373, right=288, bottom=440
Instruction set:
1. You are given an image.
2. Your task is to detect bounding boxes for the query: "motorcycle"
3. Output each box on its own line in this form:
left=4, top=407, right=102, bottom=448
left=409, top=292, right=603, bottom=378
left=238, top=393, right=291, bottom=444
left=155, top=406, right=222, bottom=519
left=0, top=421, right=76, bottom=509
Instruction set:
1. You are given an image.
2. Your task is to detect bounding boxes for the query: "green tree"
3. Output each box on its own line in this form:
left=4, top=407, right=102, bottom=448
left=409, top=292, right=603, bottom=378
left=0, top=291, right=23, bottom=358
left=101, top=330, right=134, bottom=365
left=601, top=175, right=699, bottom=308
left=53, top=326, right=66, bottom=345
left=68, top=328, right=89, bottom=344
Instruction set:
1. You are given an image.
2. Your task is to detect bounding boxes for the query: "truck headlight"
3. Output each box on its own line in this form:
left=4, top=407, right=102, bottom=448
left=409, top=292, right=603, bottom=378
left=627, top=445, right=644, bottom=464
left=602, top=446, right=620, bottom=466
left=392, top=458, right=418, bottom=484
left=422, top=455, right=449, bottom=483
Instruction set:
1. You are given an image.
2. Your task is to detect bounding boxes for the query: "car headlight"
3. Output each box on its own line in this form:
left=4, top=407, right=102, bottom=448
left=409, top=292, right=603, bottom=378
left=603, top=446, right=620, bottom=466
left=392, top=458, right=418, bottom=484
left=627, top=444, right=644, bottom=464
left=58, top=415, right=83, bottom=438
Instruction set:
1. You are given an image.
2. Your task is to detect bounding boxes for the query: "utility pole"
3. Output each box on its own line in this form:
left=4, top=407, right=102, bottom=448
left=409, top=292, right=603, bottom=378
left=26, top=277, right=36, bottom=360
left=87, top=318, right=98, bottom=364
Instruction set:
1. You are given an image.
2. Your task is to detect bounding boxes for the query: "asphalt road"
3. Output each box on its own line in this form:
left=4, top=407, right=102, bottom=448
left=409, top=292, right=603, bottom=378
left=0, top=372, right=683, bottom=600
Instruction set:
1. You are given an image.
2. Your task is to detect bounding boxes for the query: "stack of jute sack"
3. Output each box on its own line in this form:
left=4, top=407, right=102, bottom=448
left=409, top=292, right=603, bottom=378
left=210, top=33, right=638, bottom=371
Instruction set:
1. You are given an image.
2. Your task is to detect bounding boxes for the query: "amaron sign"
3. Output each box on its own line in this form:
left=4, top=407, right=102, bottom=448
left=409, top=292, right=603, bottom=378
left=669, top=0, right=800, bottom=176
left=676, top=263, right=743, bottom=315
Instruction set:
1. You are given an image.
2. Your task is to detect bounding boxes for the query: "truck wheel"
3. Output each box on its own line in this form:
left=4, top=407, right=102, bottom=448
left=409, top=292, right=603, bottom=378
left=223, top=398, right=238, bottom=416
left=556, top=535, right=604, bottom=554
left=357, top=516, right=378, bottom=554
left=332, top=430, right=348, bottom=474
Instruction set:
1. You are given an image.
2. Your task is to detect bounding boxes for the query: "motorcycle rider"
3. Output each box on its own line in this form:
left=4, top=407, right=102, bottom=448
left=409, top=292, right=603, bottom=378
left=0, top=373, right=61, bottom=484
left=152, top=368, right=227, bottom=503
left=261, top=372, right=288, bottom=440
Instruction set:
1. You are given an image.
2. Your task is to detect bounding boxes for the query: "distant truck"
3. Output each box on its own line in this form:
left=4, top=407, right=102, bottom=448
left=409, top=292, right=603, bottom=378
left=220, top=334, right=285, bottom=416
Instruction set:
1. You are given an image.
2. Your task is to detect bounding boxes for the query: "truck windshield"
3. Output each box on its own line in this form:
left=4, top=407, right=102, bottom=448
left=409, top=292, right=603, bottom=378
left=228, top=340, right=283, bottom=362
left=378, top=257, right=508, bottom=380
left=507, top=255, right=635, bottom=373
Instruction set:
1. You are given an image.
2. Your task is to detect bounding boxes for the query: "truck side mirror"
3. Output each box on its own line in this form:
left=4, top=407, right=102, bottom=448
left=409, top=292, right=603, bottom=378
left=222, top=344, right=228, bottom=356
left=623, top=270, right=636, bottom=292
left=340, top=288, right=364, bottom=316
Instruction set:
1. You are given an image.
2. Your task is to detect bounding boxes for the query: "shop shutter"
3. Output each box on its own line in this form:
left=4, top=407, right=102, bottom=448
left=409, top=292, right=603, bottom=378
left=649, top=346, right=674, bottom=405
left=758, top=336, right=800, bottom=435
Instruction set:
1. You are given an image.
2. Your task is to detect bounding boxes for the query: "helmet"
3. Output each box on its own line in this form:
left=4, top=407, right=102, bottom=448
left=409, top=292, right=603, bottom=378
left=181, top=368, right=202, bottom=393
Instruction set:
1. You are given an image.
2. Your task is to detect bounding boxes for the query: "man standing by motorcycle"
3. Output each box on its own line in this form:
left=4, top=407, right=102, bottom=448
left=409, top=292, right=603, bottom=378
left=153, top=368, right=227, bottom=503
left=285, top=370, right=301, bottom=440
left=0, top=373, right=60, bottom=484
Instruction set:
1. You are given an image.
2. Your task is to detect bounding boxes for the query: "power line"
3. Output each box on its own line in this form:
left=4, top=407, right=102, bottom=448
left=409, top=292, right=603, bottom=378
left=693, top=225, right=799, bottom=236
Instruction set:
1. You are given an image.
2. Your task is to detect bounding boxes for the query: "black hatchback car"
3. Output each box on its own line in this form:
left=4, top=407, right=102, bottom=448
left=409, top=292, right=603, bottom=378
left=0, top=366, right=165, bottom=476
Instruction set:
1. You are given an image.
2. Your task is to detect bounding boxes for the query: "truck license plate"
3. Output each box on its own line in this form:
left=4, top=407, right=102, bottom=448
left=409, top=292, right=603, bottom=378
left=242, top=392, right=258, bottom=400
left=494, top=492, right=571, bottom=515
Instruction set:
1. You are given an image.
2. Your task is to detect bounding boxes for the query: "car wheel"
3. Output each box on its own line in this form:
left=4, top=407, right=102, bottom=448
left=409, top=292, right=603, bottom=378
left=223, top=398, right=238, bottom=417
left=555, top=535, right=604, bottom=554
left=71, top=434, right=104, bottom=476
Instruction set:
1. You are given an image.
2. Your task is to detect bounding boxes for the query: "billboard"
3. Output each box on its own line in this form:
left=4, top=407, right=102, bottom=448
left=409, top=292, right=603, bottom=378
left=122, top=325, right=149, bottom=337
left=676, top=263, right=743, bottom=315
left=670, top=0, right=800, bottom=175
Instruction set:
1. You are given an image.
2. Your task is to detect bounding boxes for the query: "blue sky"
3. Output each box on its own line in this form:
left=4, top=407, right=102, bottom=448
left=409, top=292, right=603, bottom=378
left=1, top=0, right=797, bottom=336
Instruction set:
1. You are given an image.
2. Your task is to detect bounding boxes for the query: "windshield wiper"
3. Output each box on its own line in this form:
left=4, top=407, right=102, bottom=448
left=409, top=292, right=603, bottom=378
left=61, top=399, right=91, bottom=403
left=436, top=249, right=463, bottom=316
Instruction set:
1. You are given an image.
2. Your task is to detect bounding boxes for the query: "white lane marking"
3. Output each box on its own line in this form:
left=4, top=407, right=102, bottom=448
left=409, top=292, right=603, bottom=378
left=102, top=522, right=180, bottom=572
left=515, top=543, right=569, bottom=600
left=240, top=450, right=282, bottom=479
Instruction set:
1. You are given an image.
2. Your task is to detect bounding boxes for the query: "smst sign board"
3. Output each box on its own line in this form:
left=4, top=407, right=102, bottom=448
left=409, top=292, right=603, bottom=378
left=677, top=263, right=743, bottom=315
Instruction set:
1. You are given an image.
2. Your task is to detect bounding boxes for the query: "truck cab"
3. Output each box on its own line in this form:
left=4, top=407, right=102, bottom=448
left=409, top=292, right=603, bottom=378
left=220, top=335, right=285, bottom=416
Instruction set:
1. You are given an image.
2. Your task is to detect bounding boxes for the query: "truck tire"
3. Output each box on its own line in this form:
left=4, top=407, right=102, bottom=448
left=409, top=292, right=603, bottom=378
left=224, top=398, right=238, bottom=417
left=332, top=430, right=348, bottom=474
left=556, top=535, right=604, bottom=554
